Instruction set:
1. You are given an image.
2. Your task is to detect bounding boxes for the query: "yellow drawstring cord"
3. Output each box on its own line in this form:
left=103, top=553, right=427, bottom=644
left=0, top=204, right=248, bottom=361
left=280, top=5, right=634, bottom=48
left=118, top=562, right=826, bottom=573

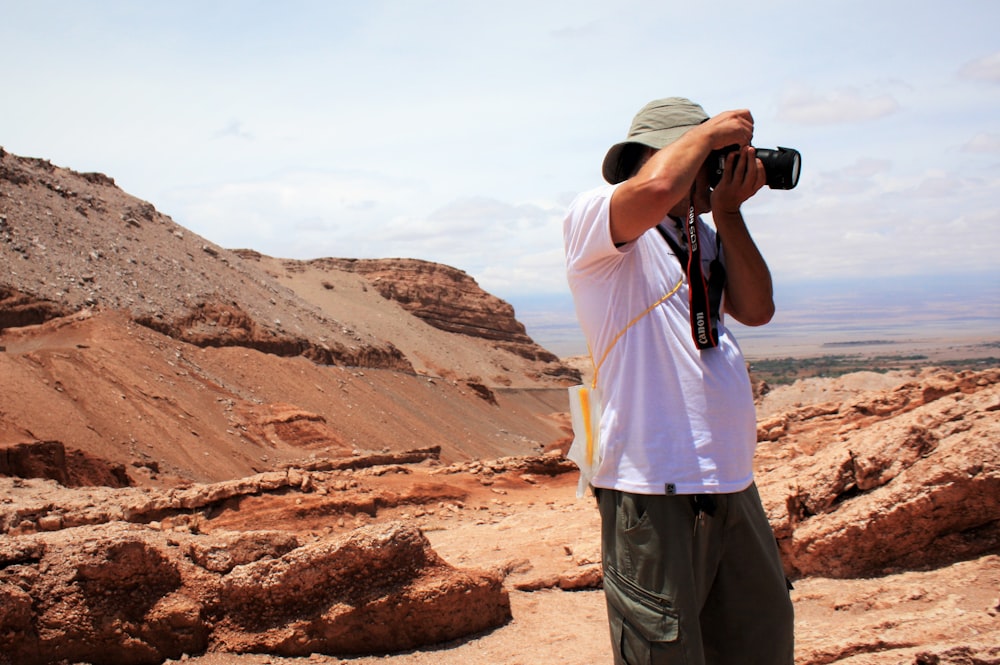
left=578, top=277, right=684, bottom=467
left=589, top=277, right=684, bottom=389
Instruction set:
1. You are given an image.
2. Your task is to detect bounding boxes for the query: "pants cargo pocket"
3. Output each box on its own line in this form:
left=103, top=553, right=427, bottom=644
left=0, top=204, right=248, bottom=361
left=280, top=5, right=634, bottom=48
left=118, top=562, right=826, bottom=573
left=604, top=565, right=685, bottom=665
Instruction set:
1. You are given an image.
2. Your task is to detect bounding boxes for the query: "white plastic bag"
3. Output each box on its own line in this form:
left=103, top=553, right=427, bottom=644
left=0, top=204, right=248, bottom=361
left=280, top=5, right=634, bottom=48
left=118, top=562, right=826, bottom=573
left=566, top=383, right=602, bottom=498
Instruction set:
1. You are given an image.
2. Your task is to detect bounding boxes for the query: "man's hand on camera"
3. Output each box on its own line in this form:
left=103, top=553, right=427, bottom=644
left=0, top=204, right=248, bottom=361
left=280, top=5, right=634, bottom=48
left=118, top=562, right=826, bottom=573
left=711, top=146, right=766, bottom=215
left=699, top=109, right=755, bottom=151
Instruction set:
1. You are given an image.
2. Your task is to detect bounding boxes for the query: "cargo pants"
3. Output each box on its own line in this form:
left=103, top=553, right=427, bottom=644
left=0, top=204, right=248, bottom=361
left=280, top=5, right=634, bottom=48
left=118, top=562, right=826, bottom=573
left=597, top=483, right=794, bottom=665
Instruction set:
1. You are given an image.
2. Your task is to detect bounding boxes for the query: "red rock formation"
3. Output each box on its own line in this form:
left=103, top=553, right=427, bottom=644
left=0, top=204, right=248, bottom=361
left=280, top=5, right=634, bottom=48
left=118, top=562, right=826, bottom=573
left=0, top=520, right=509, bottom=665
left=309, top=258, right=535, bottom=344
left=0, top=287, right=72, bottom=329
left=274, top=256, right=579, bottom=382
left=0, top=439, right=130, bottom=488
left=756, top=368, right=1000, bottom=579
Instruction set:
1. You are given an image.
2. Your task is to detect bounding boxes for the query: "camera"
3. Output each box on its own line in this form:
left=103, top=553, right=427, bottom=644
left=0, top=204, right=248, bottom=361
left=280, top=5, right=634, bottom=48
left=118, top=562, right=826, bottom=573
left=707, top=145, right=801, bottom=190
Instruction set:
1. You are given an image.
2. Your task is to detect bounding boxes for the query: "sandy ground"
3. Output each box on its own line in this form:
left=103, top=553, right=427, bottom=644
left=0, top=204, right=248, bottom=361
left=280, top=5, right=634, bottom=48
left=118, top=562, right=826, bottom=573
left=165, top=587, right=610, bottom=665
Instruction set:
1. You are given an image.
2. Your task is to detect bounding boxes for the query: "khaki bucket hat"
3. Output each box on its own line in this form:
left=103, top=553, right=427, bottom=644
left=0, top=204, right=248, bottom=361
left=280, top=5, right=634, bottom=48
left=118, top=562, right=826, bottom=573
left=602, top=97, right=709, bottom=184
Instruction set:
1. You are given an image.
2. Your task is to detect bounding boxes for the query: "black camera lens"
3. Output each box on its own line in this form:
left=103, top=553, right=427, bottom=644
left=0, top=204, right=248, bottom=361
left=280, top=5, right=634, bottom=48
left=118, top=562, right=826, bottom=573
left=708, top=145, right=801, bottom=190
left=755, top=147, right=801, bottom=190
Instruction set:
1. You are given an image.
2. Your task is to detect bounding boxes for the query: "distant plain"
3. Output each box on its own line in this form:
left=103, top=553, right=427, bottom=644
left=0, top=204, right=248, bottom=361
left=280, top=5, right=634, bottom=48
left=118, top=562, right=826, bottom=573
left=513, top=272, right=1000, bottom=368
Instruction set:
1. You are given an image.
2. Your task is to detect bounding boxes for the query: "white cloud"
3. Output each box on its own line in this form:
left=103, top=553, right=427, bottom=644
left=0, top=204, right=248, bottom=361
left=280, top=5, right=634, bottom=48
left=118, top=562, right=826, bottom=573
left=777, top=86, right=900, bottom=125
left=741, top=161, right=1000, bottom=283
left=166, top=170, right=429, bottom=256
left=962, top=133, right=1000, bottom=154
left=959, top=50, right=1000, bottom=84
left=808, top=159, right=893, bottom=196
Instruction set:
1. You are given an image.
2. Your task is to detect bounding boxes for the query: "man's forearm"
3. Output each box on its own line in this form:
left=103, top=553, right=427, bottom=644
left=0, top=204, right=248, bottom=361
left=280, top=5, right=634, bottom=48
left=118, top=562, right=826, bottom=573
left=715, top=211, right=774, bottom=327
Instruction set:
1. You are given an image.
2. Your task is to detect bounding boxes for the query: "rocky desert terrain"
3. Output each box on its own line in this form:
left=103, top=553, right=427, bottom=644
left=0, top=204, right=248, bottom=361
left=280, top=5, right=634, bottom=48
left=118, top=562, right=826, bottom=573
left=1, top=148, right=998, bottom=665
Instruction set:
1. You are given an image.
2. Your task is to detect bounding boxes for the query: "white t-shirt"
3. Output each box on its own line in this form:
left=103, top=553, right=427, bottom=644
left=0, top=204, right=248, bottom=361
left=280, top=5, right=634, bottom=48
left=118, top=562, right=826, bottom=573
left=563, top=183, right=757, bottom=495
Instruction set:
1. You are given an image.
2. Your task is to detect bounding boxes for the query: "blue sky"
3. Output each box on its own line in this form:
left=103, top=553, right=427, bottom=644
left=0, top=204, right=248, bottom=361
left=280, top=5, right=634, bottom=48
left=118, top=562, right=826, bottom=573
left=3, top=1, right=999, bottom=353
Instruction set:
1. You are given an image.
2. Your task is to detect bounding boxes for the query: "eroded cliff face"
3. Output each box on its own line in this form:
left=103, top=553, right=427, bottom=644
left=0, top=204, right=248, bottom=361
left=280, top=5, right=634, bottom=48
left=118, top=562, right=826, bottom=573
left=272, top=256, right=577, bottom=382
left=308, top=258, right=536, bottom=344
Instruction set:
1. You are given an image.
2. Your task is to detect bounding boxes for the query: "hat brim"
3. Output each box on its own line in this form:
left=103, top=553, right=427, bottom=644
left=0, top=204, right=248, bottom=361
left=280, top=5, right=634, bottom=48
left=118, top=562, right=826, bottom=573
left=601, top=124, right=702, bottom=184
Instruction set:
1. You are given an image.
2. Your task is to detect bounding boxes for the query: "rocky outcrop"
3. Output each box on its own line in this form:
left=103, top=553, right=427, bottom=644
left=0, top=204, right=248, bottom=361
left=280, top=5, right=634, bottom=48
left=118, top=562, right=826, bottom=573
left=136, top=301, right=413, bottom=372
left=0, top=440, right=131, bottom=489
left=0, top=521, right=509, bottom=665
left=303, top=258, right=534, bottom=344
left=0, top=451, right=589, bottom=663
left=295, top=257, right=578, bottom=383
left=0, top=450, right=574, bottom=537
left=432, top=449, right=579, bottom=478
left=0, top=287, right=72, bottom=330
left=756, top=368, right=1000, bottom=579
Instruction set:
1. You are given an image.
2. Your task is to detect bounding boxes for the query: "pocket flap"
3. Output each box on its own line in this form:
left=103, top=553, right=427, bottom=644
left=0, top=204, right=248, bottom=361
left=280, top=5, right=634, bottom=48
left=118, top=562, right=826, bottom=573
left=603, top=565, right=679, bottom=643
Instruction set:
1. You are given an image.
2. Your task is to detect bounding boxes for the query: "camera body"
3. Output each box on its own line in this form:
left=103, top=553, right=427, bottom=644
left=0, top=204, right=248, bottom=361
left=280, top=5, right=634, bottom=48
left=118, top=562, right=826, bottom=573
left=707, top=145, right=801, bottom=190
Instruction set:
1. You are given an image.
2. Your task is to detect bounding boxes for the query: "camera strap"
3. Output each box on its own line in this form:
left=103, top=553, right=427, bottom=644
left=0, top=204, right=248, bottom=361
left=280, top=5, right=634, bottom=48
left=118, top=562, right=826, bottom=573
left=656, top=206, right=726, bottom=350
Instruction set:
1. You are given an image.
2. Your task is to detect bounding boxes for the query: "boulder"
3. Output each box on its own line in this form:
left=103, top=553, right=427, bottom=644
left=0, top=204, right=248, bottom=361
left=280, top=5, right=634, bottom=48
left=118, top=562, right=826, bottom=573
left=0, top=521, right=510, bottom=664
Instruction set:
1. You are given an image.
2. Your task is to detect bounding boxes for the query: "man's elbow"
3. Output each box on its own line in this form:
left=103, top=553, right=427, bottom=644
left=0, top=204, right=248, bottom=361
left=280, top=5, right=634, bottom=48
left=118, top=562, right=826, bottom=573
left=731, top=301, right=775, bottom=327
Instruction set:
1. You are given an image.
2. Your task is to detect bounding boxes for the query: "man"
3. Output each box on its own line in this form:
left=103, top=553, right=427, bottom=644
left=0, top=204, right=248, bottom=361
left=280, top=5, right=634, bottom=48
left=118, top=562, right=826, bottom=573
left=563, top=97, right=793, bottom=664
